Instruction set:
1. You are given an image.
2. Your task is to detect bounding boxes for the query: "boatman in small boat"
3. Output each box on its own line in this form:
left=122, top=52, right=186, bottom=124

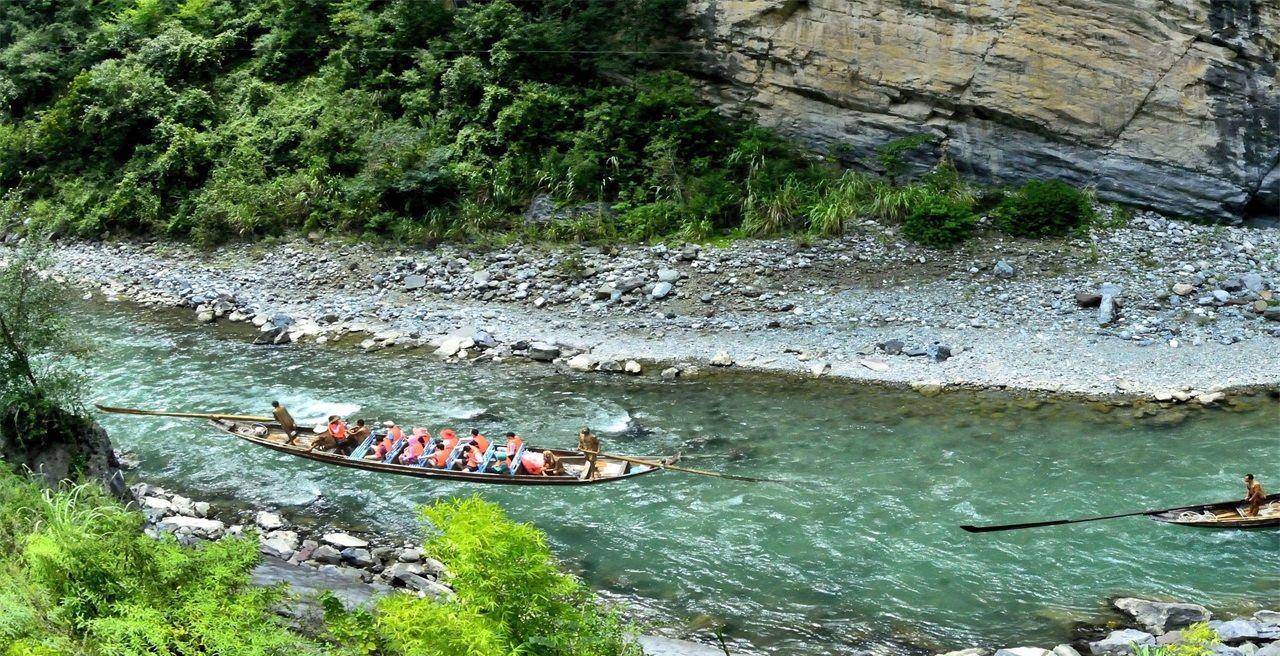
left=273, top=401, right=299, bottom=443
left=1244, top=474, right=1266, bottom=517
left=577, top=427, right=600, bottom=480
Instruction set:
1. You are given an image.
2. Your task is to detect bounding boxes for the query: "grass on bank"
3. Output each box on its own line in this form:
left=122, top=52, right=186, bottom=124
left=0, top=0, right=1104, bottom=250
left=0, top=468, right=638, bottom=656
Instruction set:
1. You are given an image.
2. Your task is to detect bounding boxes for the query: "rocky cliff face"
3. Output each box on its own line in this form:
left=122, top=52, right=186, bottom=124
left=0, top=409, right=128, bottom=499
left=689, top=0, right=1279, bottom=222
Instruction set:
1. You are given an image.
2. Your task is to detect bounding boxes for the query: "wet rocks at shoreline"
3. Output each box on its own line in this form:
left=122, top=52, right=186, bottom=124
left=129, top=482, right=454, bottom=600
left=943, top=598, right=1280, bottom=656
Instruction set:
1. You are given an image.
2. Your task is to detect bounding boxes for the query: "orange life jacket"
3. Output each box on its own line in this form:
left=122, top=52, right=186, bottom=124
left=507, top=436, right=524, bottom=455
left=388, top=425, right=404, bottom=442
left=329, top=421, right=348, bottom=440
left=430, top=445, right=449, bottom=467
left=471, top=433, right=490, bottom=453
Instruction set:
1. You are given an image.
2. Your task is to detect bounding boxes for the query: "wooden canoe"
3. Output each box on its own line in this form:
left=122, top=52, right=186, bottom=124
left=1148, top=493, right=1280, bottom=529
left=208, top=419, right=665, bottom=486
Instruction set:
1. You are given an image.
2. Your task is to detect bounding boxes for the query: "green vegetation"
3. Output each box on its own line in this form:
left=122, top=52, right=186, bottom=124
left=0, top=468, right=639, bottom=656
left=1131, top=623, right=1220, bottom=656
left=0, top=1, right=1101, bottom=248
left=0, top=237, right=89, bottom=451
left=0, top=470, right=314, bottom=655
left=329, top=497, right=639, bottom=656
left=994, top=179, right=1096, bottom=238
left=901, top=195, right=977, bottom=248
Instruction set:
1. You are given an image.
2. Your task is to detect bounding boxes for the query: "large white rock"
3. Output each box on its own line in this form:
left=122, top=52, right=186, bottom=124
left=255, top=511, right=285, bottom=531
left=261, top=530, right=301, bottom=559
left=995, top=649, right=1051, bottom=656
left=1090, top=629, right=1156, bottom=656
left=322, top=532, right=369, bottom=549
left=709, top=351, right=734, bottom=367
left=566, top=353, right=597, bottom=372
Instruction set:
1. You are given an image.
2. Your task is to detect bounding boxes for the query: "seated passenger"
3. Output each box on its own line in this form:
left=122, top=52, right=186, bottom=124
left=439, top=428, right=459, bottom=453
left=399, top=433, right=430, bottom=465
left=343, top=419, right=370, bottom=455
left=504, top=432, right=523, bottom=456
left=468, top=428, right=490, bottom=454
left=450, top=444, right=482, bottom=471
left=368, top=422, right=405, bottom=460
left=542, top=450, right=566, bottom=476
left=489, top=449, right=511, bottom=474
left=428, top=440, right=451, bottom=468
left=327, top=415, right=348, bottom=444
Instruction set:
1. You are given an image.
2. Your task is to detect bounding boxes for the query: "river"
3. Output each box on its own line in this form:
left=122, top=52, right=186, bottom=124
left=81, top=301, right=1279, bottom=654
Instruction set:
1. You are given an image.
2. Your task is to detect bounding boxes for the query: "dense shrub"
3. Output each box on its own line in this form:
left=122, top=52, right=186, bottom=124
left=901, top=194, right=978, bottom=248
left=0, top=470, right=318, bottom=656
left=994, top=179, right=1095, bottom=237
left=0, top=472, right=641, bottom=656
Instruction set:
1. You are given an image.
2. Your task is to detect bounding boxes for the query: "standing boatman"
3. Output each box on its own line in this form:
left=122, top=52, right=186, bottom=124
left=272, top=401, right=299, bottom=443
left=1244, top=474, right=1266, bottom=517
left=577, top=426, right=601, bottom=480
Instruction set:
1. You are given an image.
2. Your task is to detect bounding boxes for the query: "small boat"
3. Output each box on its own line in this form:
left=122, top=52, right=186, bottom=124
left=1148, top=493, right=1280, bottom=529
left=209, top=419, right=665, bottom=486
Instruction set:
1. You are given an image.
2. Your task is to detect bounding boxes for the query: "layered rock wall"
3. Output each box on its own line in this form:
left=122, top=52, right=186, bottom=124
left=689, top=0, right=1280, bottom=221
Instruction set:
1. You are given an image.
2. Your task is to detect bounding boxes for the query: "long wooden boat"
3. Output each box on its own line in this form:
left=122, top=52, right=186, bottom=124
left=209, top=419, right=665, bottom=486
left=1148, top=493, right=1280, bottom=529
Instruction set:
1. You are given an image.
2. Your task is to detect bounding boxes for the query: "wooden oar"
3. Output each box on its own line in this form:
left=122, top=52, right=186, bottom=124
left=95, top=404, right=274, bottom=423
left=593, top=451, right=784, bottom=483
left=960, top=498, right=1244, bottom=533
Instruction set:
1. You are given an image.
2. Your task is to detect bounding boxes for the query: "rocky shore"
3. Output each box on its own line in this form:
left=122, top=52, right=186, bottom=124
left=46, top=211, right=1279, bottom=399
left=943, top=598, right=1280, bottom=656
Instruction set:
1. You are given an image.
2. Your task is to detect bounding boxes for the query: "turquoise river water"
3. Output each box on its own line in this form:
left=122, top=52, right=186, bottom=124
left=80, top=303, right=1277, bottom=654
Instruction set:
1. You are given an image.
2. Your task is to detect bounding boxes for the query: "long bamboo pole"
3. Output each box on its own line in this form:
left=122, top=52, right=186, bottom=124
left=94, top=404, right=274, bottom=423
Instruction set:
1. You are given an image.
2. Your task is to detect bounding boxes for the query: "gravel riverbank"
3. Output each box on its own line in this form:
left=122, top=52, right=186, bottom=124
left=46, top=212, right=1279, bottom=399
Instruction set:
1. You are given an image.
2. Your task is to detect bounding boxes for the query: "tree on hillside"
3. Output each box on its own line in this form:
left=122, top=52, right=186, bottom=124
left=0, top=235, right=88, bottom=449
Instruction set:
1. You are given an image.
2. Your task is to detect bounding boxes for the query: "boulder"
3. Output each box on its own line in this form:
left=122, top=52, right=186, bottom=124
left=403, top=275, right=427, bottom=290
left=709, top=351, right=734, bottom=367
left=1098, top=283, right=1123, bottom=325
left=310, top=544, right=343, bottom=565
left=1172, top=283, right=1196, bottom=296
left=260, top=531, right=301, bottom=560
left=637, top=636, right=728, bottom=656
left=322, top=532, right=369, bottom=549
left=1114, top=598, right=1211, bottom=635
left=396, top=572, right=453, bottom=598
left=657, top=268, right=681, bottom=283
left=1090, top=629, right=1156, bottom=656
left=660, top=366, right=681, bottom=379
left=994, top=261, right=1016, bottom=278
left=942, top=650, right=989, bottom=656
left=1256, top=644, right=1280, bottom=656
left=398, top=548, right=422, bottom=563
left=157, top=516, right=226, bottom=540
left=651, top=281, right=673, bottom=299
left=255, top=511, right=285, bottom=532
left=567, top=353, right=597, bottom=372
left=624, top=360, right=643, bottom=374
left=994, top=649, right=1051, bottom=656
left=340, top=547, right=376, bottom=569
left=1212, top=620, right=1261, bottom=642
left=1054, top=646, right=1083, bottom=656
left=527, top=342, right=560, bottom=362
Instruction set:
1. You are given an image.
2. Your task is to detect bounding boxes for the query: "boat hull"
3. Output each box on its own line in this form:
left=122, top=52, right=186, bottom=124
left=1148, top=493, right=1280, bottom=530
left=210, top=420, right=662, bottom=486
